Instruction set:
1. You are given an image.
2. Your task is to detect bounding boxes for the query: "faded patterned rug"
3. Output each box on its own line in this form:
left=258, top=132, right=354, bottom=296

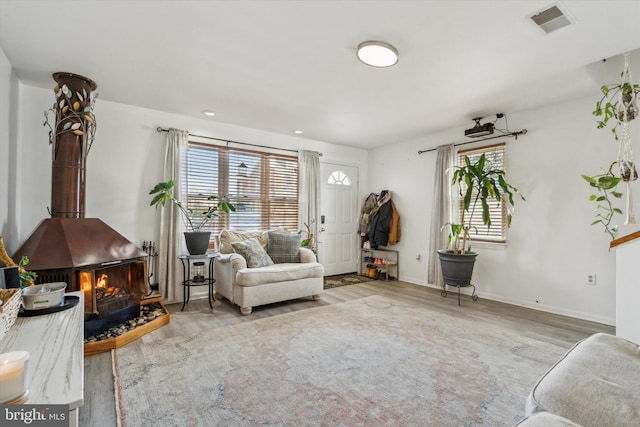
left=113, top=295, right=570, bottom=426
left=323, top=273, right=372, bottom=289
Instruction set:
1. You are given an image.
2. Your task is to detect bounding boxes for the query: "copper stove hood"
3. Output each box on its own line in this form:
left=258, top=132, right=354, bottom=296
left=14, top=218, right=146, bottom=270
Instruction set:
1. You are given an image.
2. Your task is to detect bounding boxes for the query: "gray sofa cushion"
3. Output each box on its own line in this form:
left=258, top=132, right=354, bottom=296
left=526, top=333, right=640, bottom=427
left=267, top=231, right=301, bottom=263
left=516, top=412, right=581, bottom=426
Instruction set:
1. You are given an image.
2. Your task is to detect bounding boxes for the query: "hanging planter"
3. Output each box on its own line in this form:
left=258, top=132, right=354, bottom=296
left=593, top=57, right=640, bottom=141
left=585, top=52, right=639, bottom=238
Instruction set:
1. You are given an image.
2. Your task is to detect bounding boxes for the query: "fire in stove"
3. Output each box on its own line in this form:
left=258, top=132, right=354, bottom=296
left=78, top=261, right=148, bottom=319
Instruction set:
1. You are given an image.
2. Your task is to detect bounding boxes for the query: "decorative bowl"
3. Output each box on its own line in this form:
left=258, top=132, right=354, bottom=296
left=21, top=283, right=67, bottom=310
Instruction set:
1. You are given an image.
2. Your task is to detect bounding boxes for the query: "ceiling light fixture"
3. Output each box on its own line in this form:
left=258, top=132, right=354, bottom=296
left=356, top=41, right=399, bottom=68
left=293, top=129, right=303, bottom=134
left=203, top=110, right=215, bottom=116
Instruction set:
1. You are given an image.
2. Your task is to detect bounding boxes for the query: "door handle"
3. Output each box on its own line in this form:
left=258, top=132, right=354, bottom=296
left=321, top=215, right=325, bottom=224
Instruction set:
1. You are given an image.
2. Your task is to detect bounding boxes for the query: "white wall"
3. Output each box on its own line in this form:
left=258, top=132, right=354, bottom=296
left=369, top=96, right=640, bottom=325
left=0, top=47, right=20, bottom=246
left=9, top=84, right=369, bottom=259
left=6, top=65, right=636, bottom=325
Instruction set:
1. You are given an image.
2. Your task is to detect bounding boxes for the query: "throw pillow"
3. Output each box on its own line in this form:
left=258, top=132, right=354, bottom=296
left=267, top=231, right=301, bottom=263
left=231, top=238, right=274, bottom=268
left=219, top=230, right=267, bottom=254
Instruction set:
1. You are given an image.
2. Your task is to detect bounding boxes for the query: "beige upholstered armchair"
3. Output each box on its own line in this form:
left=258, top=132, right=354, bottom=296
left=214, top=230, right=324, bottom=315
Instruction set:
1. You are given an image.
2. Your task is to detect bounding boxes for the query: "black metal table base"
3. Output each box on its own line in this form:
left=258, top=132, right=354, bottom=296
left=179, top=255, right=216, bottom=311
left=441, top=283, right=478, bottom=306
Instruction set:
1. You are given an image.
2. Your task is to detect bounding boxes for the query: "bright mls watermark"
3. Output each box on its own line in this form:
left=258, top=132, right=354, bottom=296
left=0, top=405, right=69, bottom=426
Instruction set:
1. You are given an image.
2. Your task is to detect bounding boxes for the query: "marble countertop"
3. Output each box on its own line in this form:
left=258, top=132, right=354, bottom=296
left=0, top=291, right=84, bottom=409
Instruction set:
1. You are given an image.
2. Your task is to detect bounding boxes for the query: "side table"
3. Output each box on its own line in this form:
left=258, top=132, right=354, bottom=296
left=178, top=253, right=217, bottom=311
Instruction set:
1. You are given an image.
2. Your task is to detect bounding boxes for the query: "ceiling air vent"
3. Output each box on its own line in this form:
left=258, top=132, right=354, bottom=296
left=530, top=3, right=573, bottom=34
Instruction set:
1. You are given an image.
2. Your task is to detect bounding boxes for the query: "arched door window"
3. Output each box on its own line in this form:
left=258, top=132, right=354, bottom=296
left=327, top=170, right=352, bottom=186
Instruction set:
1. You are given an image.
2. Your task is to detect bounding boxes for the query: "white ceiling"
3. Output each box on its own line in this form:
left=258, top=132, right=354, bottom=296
left=1, top=0, right=639, bottom=149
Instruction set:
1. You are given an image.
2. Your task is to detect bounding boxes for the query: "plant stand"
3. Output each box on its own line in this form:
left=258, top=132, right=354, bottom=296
left=437, top=250, right=479, bottom=306
left=441, top=283, right=478, bottom=306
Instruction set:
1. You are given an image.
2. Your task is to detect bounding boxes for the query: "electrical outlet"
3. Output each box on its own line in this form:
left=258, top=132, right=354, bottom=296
left=586, top=273, right=597, bottom=286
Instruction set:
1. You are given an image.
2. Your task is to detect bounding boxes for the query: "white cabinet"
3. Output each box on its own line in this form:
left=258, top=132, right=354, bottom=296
left=612, top=232, right=640, bottom=345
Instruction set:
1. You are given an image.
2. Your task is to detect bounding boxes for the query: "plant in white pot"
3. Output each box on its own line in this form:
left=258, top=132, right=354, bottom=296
left=438, top=153, right=524, bottom=302
left=149, top=180, right=235, bottom=254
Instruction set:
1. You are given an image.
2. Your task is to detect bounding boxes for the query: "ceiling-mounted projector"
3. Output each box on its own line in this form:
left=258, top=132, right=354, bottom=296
left=465, top=117, right=494, bottom=138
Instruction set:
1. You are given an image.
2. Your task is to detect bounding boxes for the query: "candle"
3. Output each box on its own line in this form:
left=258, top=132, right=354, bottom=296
left=0, top=351, right=29, bottom=403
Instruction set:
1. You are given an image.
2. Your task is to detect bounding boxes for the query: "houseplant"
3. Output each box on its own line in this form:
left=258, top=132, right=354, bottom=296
left=149, top=180, right=235, bottom=254
left=584, top=54, right=639, bottom=238
left=593, top=80, right=639, bottom=140
left=438, top=153, right=524, bottom=289
left=17, top=256, right=37, bottom=288
left=581, top=163, right=624, bottom=240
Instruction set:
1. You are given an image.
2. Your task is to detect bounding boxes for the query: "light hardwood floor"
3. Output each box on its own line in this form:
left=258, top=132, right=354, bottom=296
left=79, top=280, right=614, bottom=426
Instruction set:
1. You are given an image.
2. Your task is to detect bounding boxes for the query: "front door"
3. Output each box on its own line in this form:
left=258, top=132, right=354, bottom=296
left=319, top=163, right=358, bottom=276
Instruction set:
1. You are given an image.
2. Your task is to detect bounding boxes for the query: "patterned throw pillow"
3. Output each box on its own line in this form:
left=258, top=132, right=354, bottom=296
left=267, top=231, right=301, bottom=264
left=219, top=230, right=267, bottom=254
left=231, top=238, right=274, bottom=268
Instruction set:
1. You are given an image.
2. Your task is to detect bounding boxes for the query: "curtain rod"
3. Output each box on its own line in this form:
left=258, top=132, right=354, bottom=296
left=156, top=127, right=322, bottom=156
left=417, top=129, right=528, bottom=154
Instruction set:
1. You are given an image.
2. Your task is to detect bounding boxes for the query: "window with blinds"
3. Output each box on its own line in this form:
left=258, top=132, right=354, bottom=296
left=457, top=143, right=507, bottom=243
left=185, top=143, right=299, bottom=247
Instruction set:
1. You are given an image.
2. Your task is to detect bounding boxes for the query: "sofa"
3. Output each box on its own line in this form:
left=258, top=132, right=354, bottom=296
left=214, top=229, right=324, bottom=315
left=517, top=333, right=640, bottom=426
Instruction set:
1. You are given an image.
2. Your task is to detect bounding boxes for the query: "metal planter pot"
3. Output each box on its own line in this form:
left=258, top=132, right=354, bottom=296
left=437, top=249, right=477, bottom=287
left=184, top=231, right=211, bottom=255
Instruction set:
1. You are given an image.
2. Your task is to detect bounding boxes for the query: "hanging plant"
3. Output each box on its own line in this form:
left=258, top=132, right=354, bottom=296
left=581, top=163, right=624, bottom=240
left=593, top=81, right=639, bottom=140
left=585, top=52, right=638, bottom=238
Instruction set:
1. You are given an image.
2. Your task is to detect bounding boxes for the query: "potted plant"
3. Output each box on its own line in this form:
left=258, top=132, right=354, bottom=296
left=581, top=163, right=624, bottom=240
left=17, top=256, right=37, bottom=288
left=593, top=80, right=639, bottom=140
left=149, top=180, right=235, bottom=254
left=438, top=153, right=524, bottom=290
left=584, top=56, right=639, bottom=239
left=299, top=219, right=324, bottom=255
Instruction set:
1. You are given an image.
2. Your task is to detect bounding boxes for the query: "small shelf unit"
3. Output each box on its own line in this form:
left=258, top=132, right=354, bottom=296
left=360, top=248, right=399, bottom=281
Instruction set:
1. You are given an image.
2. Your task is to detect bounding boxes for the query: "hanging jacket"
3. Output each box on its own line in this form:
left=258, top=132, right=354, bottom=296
left=388, top=200, right=401, bottom=245
left=358, top=193, right=378, bottom=238
left=368, top=190, right=392, bottom=248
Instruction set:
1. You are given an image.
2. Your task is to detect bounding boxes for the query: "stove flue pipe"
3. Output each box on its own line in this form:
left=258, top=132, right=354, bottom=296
left=49, top=72, right=97, bottom=218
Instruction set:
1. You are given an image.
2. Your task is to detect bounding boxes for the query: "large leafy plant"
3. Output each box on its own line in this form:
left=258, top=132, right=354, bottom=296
left=149, top=180, right=235, bottom=231
left=445, top=154, right=524, bottom=254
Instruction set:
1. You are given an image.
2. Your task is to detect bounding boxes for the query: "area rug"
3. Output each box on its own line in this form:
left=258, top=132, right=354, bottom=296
left=323, top=273, right=372, bottom=288
left=113, top=295, right=571, bottom=426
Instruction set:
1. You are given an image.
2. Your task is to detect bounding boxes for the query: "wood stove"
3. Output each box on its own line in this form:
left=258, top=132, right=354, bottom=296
left=12, top=72, right=157, bottom=341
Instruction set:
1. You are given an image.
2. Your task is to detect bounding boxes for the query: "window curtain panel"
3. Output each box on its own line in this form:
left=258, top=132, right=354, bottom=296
left=427, top=144, right=455, bottom=287
left=158, top=128, right=188, bottom=304
left=298, top=150, right=320, bottom=250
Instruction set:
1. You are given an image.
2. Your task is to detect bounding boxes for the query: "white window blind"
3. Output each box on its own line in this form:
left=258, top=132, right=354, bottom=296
left=457, top=143, right=507, bottom=243
left=185, top=143, right=299, bottom=247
